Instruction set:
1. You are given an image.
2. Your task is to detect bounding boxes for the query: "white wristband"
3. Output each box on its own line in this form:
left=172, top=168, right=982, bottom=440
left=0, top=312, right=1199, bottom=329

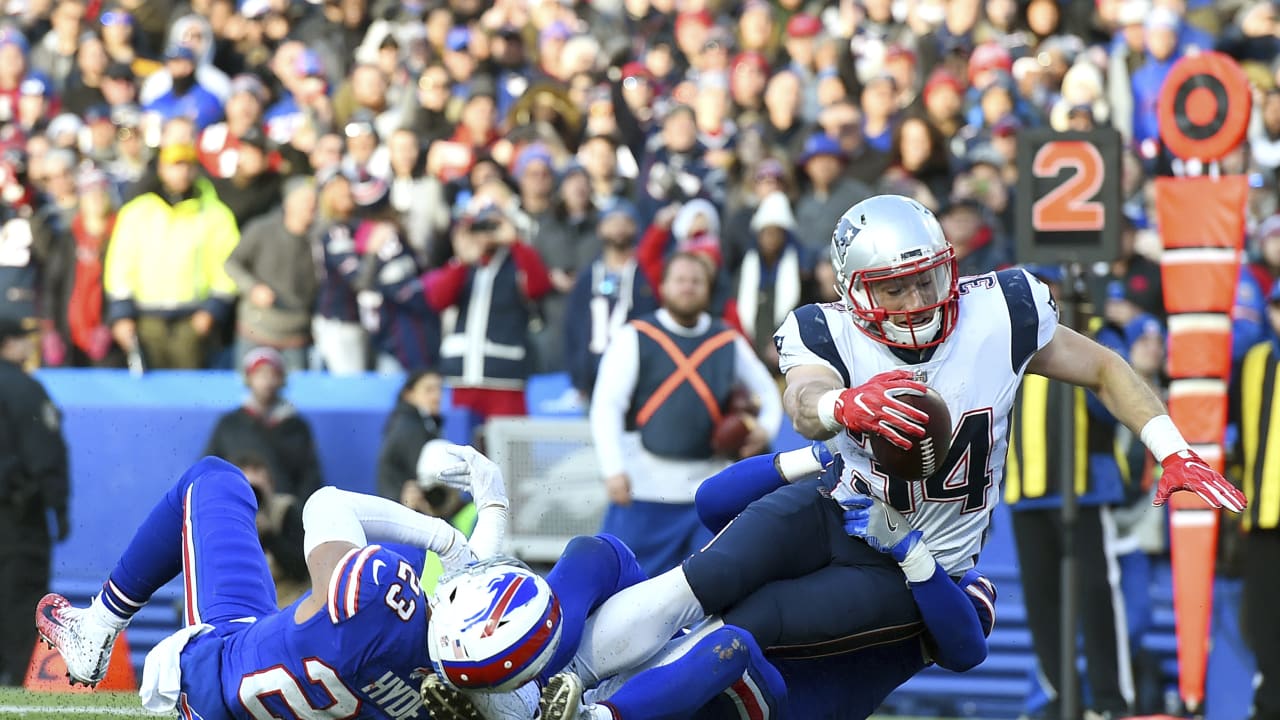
left=775, top=447, right=823, bottom=482
left=899, top=541, right=936, bottom=583
left=817, top=390, right=843, bottom=433
left=1139, top=415, right=1190, bottom=463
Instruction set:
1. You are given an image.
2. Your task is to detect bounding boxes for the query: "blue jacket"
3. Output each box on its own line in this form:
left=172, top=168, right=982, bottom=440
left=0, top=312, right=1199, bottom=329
left=1131, top=53, right=1181, bottom=144
left=145, top=85, right=224, bottom=131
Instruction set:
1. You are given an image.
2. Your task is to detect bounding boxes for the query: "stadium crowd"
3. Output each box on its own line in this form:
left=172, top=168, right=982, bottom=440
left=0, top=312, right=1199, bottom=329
left=5, top=0, right=1280, bottom=716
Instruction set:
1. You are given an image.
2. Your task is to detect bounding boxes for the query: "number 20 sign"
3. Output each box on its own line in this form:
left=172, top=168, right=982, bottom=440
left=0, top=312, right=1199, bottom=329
left=1014, top=128, right=1121, bottom=266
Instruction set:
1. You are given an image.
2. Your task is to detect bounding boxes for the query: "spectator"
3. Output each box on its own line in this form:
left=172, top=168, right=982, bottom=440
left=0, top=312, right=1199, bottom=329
left=143, top=45, right=224, bottom=131
left=406, top=62, right=456, bottom=148
left=100, top=62, right=138, bottom=111
left=729, top=51, right=770, bottom=123
left=340, top=111, right=390, bottom=181
left=1229, top=279, right=1280, bottom=720
left=761, top=70, right=807, bottom=159
left=224, top=177, right=319, bottom=371
left=938, top=197, right=1010, bottom=276
left=578, top=129, right=632, bottom=211
left=205, top=346, right=323, bottom=500
left=738, top=191, right=803, bottom=374
left=564, top=203, right=659, bottom=399
left=424, top=193, right=552, bottom=420
left=0, top=318, right=68, bottom=687
left=376, top=369, right=445, bottom=502
left=0, top=29, right=28, bottom=125
left=589, top=251, right=781, bottom=576
left=229, top=453, right=308, bottom=608
left=1130, top=8, right=1183, bottom=146
left=861, top=73, right=901, bottom=153
left=532, top=163, right=602, bottom=372
left=312, top=169, right=369, bottom=374
left=140, top=14, right=232, bottom=105
left=885, top=114, right=954, bottom=203
left=61, top=34, right=109, bottom=116
left=387, top=127, right=449, bottom=265
left=105, top=104, right=147, bottom=188
left=1252, top=89, right=1280, bottom=176
left=793, top=133, right=875, bottom=253
left=97, top=10, right=158, bottom=78
left=198, top=75, right=268, bottom=179
left=209, top=127, right=283, bottom=229
left=723, top=158, right=791, bottom=275
left=41, top=168, right=120, bottom=368
left=28, top=0, right=84, bottom=93
left=104, top=142, right=240, bottom=369
left=509, top=142, right=557, bottom=247
left=635, top=104, right=725, bottom=227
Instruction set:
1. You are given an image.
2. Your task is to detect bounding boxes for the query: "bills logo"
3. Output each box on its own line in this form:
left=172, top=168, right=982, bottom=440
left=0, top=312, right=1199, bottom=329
left=459, top=573, right=538, bottom=638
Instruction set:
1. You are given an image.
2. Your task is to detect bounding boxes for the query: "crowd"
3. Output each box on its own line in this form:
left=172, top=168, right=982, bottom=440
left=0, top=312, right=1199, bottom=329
left=5, top=0, right=1280, bottom=715
left=0, top=0, right=1277, bottom=404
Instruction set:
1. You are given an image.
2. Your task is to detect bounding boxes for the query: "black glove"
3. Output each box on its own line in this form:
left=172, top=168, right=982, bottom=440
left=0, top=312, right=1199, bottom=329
left=53, top=507, right=69, bottom=542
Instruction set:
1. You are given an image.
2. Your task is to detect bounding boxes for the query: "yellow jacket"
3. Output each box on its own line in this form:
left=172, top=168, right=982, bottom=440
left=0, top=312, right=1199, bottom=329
left=104, top=178, right=240, bottom=319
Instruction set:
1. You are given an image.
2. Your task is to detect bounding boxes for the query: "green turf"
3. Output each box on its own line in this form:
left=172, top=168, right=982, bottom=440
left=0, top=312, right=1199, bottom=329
left=0, top=686, right=962, bottom=719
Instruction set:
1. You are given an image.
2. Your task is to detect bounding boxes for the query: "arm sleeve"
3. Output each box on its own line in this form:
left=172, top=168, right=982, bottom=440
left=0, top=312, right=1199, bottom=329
left=694, top=453, right=786, bottom=533
left=510, top=242, right=553, bottom=302
left=15, top=386, right=68, bottom=513
left=223, top=218, right=263, bottom=292
left=911, top=564, right=990, bottom=672
left=588, top=323, right=640, bottom=478
left=422, top=260, right=469, bottom=312
left=636, top=225, right=669, bottom=292
left=103, top=204, right=140, bottom=321
left=302, top=486, right=474, bottom=567
left=733, top=336, right=783, bottom=438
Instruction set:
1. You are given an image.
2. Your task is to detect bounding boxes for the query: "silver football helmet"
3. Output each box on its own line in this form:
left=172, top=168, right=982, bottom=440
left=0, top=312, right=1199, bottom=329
left=830, top=195, right=959, bottom=349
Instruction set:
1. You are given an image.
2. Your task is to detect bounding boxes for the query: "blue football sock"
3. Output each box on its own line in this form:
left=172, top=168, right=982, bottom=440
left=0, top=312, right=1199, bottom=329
left=542, top=534, right=649, bottom=680
left=99, top=458, right=230, bottom=621
left=601, top=625, right=786, bottom=720
left=694, top=454, right=786, bottom=533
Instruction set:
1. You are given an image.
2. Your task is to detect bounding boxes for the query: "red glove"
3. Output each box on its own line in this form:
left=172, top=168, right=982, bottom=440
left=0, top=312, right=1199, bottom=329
left=1154, top=449, right=1247, bottom=512
left=832, top=370, right=929, bottom=451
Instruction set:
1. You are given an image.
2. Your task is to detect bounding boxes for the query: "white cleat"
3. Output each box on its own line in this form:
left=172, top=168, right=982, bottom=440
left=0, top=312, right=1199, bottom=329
left=539, top=673, right=584, bottom=720
left=34, top=594, right=120, bottom=687
left=420, top=675, right=540, bottom=720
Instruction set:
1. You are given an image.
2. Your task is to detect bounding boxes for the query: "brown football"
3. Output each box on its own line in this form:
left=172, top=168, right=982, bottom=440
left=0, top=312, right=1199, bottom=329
left=711, top=413, right=754, bottom=458
left=869, top=387, right=953, bottom=482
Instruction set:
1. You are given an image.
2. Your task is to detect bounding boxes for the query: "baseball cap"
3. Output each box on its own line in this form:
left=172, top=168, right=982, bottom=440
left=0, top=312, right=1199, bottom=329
left=19, top=76, right=49, bottom=98
left=111, top=103, right=142, bottom=128
left=105, top=61, right=134, bottom=81
left=83, top=103, right=112, bottom=124
left=732, top=51, right=769, bottom=75
left=1124, top=314, right=1165, bottom=345
left=798, top=133, right=845, bottom=164
left=344, top=110, right=378, bottom=139
left=922, top=68, right=964, bottom=104
left=445, top=27, right=470, bottom=52
left=753, top=158, right=785, bottom=182
left=539, top=21, right=572, bottom=43
left=99, top=9, right=133, bottom=26
left=158, top=143, right=199, bottom=165
left=244, top=346, right=285, bottom=376
left=0, top=27, right=29, bottom=55
left=620, top=61, right=652, bottom=82
left=513, top=143, right=554, bottom=180
left=229, top=73, right=268, bottom=103
left=239, top=0, right=270, bottom=19
left=76, top=167, right=110, bottom=194
left=295, top=49, right=323, bottom=78
left=1106, top=279, right=1127, bottom=301
left=164, top=45, right=196, bottom=62
left=785, top=13, right=822, bottom=38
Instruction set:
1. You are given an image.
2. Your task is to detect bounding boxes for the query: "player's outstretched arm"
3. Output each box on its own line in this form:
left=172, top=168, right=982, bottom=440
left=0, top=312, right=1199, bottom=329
left=783, top=365, right=848, bottom=439
left=1027, top=324, right=1246, bottom=511
left=293, top=487, right=476, bottom=622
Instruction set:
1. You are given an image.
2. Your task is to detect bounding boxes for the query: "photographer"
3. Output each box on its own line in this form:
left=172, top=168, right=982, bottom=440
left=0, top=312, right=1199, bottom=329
left=423, top=189, right=552, bottom=420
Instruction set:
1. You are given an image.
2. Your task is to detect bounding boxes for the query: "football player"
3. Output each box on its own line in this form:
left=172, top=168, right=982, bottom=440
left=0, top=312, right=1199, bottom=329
left=423, top=443, right=996, bottom=720
left=34, top=448, right=561, bottom=720
left=475, top=194, right=1244, bottom=717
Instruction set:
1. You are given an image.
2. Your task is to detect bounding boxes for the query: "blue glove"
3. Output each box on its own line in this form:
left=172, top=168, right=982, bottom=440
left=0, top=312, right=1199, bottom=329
left=841, top=494, right=923, bottom=564
left=810, top=440, right=835, bottom=470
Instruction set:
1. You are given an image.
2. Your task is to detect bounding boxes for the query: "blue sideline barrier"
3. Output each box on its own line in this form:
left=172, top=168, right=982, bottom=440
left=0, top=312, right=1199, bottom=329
left=30, top=369, right=1257, bottom=717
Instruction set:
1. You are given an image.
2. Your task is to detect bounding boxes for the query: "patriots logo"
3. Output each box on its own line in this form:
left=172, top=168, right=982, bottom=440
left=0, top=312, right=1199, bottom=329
left=773, top=335, right=784, bottom=354
left=459, top=573, right=539, bottom=638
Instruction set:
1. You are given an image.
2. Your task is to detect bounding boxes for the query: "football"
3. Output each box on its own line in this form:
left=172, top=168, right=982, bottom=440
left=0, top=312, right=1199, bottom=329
left=869, top=387, right=953, bottom=482
left=711, top=413, right=754, bottom=458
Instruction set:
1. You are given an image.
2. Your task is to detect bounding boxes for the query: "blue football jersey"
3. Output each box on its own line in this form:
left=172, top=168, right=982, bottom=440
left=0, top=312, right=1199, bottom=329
left=211, top=545, right=433, bottom=720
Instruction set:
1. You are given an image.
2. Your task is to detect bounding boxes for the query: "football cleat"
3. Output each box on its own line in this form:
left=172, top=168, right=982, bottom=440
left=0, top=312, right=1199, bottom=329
left=35, top=594, right=120, bottom=686
left=420, top=674, right=539, bottom=720
left=538, top=673, right=583, bottom=720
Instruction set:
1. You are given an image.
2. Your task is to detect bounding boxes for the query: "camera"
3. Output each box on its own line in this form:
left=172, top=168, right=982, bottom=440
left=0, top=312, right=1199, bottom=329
left=470, top=219, right=499, bottom=233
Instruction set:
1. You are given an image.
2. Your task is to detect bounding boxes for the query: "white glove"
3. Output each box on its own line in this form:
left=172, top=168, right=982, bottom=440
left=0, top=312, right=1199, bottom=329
left=436, top=444, right=509, bottom=510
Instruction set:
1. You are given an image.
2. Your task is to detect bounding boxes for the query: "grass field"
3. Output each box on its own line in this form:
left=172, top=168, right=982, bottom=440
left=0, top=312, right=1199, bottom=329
left=0, top=687, right=959, bottom=719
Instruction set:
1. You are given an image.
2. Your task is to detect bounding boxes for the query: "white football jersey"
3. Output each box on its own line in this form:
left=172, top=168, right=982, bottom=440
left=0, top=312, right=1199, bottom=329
left=774, top=268, right=1059, bottom=574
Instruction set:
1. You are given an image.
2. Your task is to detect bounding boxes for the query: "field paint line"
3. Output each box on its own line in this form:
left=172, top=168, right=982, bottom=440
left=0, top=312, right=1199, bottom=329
left=0, top=705, right=166, bottom=716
